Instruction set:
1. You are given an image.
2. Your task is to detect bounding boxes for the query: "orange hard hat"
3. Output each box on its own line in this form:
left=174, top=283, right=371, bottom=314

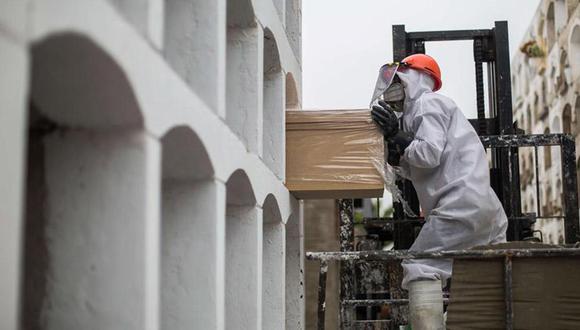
left=401, top=54, right=442, bottom=91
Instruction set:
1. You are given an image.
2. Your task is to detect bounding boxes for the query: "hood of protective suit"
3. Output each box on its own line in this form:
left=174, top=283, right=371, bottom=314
left=396, top=68, right=435, bottom=101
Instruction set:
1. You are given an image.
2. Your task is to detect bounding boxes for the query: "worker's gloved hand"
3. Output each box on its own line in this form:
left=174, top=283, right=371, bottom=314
left=372, top=100, right=399, bottom=139
left=387, top=131, right=414, bottom=166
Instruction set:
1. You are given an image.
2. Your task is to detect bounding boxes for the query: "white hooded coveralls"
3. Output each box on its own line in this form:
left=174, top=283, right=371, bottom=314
left=395, top=69, right=508, bottom=289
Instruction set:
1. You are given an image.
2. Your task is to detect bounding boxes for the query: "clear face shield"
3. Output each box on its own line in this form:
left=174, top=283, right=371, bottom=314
left=369, top=63, right=406, bottom=112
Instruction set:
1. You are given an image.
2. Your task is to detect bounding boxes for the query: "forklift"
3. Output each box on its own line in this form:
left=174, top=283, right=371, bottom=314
left=306, top=21, right=580, bottom=329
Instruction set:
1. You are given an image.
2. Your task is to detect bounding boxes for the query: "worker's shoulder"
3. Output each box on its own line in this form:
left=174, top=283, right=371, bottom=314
left=419, top=92, right=457, bottom=116
left=421, top=92, right=456, bottom=106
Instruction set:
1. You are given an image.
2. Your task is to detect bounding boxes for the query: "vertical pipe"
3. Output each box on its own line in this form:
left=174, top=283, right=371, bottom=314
left=560, top=135, right=579, bottom=243
left=504, top=256, right=514, bottom=330
left=535, top=146, right=541, bottom=217
left=509, top=146, right=523, bottom=240
left=317, top=261, right=328, bottom=330
left=392, top=25, right=408, bottom=62
left=473, top=38, right=486, bottom=135
left=493, top=21, right=514, bottom=132
left=338, top=199, right=354, bottom=329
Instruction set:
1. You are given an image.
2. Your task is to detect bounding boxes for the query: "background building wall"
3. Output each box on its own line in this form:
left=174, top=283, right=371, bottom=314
left=0, top=0, right=303, bottom=329
left=512, top=0, right=580, bottom=244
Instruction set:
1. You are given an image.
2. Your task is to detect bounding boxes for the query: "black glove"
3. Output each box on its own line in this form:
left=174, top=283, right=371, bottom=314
left=386, top=131, right=414, bottom=166
left=372, top=100, right=399, bottom=139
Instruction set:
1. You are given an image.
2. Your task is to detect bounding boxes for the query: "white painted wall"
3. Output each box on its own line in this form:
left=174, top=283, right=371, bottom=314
left=226, top=25, right=264, bottom=154
left=285, top=0, right=301, bottom=60
left=0, top=28, right=28, bottom=330
left=263, top=29, right=285, bottom=179
left=1, top=0, right=303, bottom=329
left=107, top=0, right=164, bottom=48
left=226, top=206, right=262, bottom=329
left=263, top=70, right=285, bottom=179
left=161, top=127, right=226, bottom=330
left=23, top=130, right=161, bottom=330
left=162, top=179, right=226, bottom=330
left=262, top=195, right=286, bottom=329
left=163, top=0, right=226, bottom=116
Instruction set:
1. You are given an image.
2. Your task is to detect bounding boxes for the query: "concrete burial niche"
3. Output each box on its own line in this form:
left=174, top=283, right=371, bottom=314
left=263, top=28, right=285, bottom=179
left=22, top=33, right=160, bottom=329
left=160, top=126, right=224, bottom=330
left=164, top=0, right=223, bottom=114
left=262, top=194, right=285, bottom=329
left=225, top=169, right=260, bottom=329
left=226, top=0, right=262, bottom=154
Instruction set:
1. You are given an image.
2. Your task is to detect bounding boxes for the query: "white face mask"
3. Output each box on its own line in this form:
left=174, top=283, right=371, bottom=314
left=384, top=77, right=405, bottom=112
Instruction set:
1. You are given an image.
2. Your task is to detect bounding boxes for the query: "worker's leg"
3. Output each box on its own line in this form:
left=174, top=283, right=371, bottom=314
left=408, top=279, right=445, bottom=330
left=489, top=214, right=508, bottom=244
left=401, top=212, right=498, bottom=289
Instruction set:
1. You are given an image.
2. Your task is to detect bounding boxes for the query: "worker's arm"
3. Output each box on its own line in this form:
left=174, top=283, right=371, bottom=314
left=372, top=101, right=414, bottom=166
left=402, top=102, right=449, bottom=169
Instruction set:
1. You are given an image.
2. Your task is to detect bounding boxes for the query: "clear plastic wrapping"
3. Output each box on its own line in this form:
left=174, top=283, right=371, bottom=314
left=286, top=109, right=417, bottom=214
left=286, top=110, right=383, bottom=185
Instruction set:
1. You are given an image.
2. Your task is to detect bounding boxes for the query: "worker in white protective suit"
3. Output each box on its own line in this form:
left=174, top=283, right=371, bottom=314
left=371, top=54, right=508, bottom=329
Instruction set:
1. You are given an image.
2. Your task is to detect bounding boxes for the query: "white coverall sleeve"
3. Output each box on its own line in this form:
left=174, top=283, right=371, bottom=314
left=402, top=102, right=449, bottom=169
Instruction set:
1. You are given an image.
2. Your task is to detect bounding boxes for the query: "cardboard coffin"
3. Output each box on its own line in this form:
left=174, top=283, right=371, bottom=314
left=285, top=110, right=384, bottom=199
left=447, top=242, right=580, bottom=329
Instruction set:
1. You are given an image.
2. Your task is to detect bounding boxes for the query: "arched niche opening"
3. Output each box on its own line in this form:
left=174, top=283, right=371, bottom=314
left=160, top=126, right=221, bottom=330
left=547, top=2, right=556, bottom=51
left=569, top=24, right=580, bottom=81
left=164, top=0, right=222, bottom=113
left=225, top=0, right=261, bottom=153
left=263, top=28, right=285, bottom=179
left=225, top=170, right=259, bottom=329
left=563, top=104, right=572, bottom=134
left=22, top=33, right=157, bottom=330
left=262, top=194, right=285, bottom=329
